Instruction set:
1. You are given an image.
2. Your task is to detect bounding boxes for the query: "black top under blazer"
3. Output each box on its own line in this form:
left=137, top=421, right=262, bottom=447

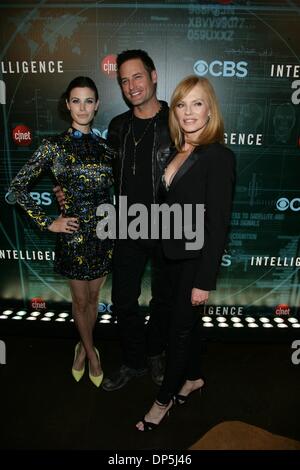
left=160, top=142, right=235, bottom=291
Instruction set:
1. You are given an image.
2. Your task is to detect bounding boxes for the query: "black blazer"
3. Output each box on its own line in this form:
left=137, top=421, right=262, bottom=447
left=160, top=142, right=235, bottom=291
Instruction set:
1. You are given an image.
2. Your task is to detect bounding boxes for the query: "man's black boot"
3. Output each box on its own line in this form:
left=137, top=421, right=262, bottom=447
left=102, top=364, right=147, bottom=391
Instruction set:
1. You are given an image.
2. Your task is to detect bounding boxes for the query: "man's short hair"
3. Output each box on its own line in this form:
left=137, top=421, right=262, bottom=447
left=116, top=49, right=156, bottom=83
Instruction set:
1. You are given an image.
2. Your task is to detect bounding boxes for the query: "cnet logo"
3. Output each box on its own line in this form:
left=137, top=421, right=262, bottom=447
left=12, top=125, right=32, bottom=146
left=275, top=304, right=290, bottom=316
left=101, top=55, right=117, bottom=78
left=276, top=197, right=300, bottom=212
left=31, top=297, right=46, bottom=310
left=194, top=60, right=248, bottom=78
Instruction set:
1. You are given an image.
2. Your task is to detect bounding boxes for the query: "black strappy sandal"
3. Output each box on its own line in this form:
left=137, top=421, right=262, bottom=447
left=139, top=418, right=158, bottom=432
left=174, top=383, right=204, bottom=406
left=137, top=400, right=173, bottom=432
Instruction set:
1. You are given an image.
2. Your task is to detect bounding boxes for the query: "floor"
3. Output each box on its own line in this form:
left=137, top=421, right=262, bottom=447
left=1, top=333, right=300, bottom=451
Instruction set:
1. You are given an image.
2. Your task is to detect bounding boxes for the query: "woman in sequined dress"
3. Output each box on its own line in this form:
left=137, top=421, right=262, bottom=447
left=9, top=77, right=114, bottom=387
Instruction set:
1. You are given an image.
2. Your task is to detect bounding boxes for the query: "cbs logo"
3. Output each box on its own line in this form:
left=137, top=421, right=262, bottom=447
left=276, top=197, right=300, bottom=212
left=98, top=302, right=113, bottom=313
left=5, top=191, right=52, bottom=206
left=194, top=59, right=248, bottom=78
left=221, top=254, right=231, bottom=267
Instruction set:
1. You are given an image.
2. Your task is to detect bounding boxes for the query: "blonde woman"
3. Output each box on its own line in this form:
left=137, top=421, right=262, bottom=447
left=136, top=75, right=235, bottom=431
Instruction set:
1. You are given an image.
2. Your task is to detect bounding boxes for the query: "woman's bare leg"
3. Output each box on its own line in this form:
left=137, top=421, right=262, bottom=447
left=177, top=378, right=205, bottom=398
left=87, top=276, right=106, bottom=332
left=69, top=279, right=99, bottom=375
left=86, top=276, right=106, bottom=375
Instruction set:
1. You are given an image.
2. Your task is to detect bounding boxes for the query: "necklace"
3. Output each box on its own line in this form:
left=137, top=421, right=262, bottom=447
left=131, top=116, right=155, bottom=175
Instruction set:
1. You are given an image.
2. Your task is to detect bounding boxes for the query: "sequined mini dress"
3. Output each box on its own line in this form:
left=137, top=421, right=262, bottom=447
left=9, top=128, right=114, bottom=280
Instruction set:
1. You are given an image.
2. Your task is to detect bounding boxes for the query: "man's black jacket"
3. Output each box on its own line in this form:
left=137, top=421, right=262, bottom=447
left=107, top=101, right=171, bottom=203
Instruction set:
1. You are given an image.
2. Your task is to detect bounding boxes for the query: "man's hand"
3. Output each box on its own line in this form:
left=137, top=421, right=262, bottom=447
left=53, top=185, right=65, bottom=210
left=191, top=288, right=209, bottom=306
left=48, top=214, right=79, bottom=233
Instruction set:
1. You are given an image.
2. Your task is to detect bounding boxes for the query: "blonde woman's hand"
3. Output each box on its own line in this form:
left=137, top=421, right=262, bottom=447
left=48, top=214, right=79, bottom=233
left=191, top=288, right=209, bottom=306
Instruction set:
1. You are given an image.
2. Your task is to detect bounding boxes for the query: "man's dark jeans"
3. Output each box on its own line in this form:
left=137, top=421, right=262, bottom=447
left=111, top=239, right=171, bottom=370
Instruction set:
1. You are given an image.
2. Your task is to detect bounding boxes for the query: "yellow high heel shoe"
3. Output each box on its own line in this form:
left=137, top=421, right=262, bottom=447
left=89, top=347, right=103, bottom=388
left=71, top=342, right=85, bottom=382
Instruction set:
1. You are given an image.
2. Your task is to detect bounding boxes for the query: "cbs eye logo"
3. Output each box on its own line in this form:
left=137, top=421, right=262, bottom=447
left=98, top=302, right=113, bottom=313
left=193, top=60, right=248, bottom=78
left=276, top=197, right=300, bottom=212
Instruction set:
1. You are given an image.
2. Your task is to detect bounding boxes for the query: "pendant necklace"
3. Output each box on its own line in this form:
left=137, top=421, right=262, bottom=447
left=131, top=116, right=155, bottom=175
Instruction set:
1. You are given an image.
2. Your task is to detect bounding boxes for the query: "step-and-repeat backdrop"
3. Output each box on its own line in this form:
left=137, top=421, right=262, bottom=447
left=0, top=0, right=299, bottom=318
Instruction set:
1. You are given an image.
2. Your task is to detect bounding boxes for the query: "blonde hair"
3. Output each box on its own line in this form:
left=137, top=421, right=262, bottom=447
left=169, top=75, right=224, bottom=151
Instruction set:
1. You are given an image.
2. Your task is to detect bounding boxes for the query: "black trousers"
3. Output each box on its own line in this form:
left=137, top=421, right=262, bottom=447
left=111, top=239, right=172, bottom=370
left=157, top=256, right=203, bottom=404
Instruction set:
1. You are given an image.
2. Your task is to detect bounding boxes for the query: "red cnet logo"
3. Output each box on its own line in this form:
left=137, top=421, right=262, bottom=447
left=12, top=125, right=32, bottom=146
left=31, top=297, right=46, bottom=310
left=275, top=304, right=290, bottom=316
left=101, top=55, right=117, bottom=78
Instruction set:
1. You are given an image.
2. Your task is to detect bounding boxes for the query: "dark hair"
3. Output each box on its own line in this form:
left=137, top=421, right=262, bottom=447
left=58, top=76, right=99, bottom=122
left=64, top=76, right=99, bottom=102
left=116, top=49, right=156, bottom=83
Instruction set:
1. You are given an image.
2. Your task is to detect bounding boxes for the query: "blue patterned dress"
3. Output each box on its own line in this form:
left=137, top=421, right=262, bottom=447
left=9, top=128, right=114, bottom=280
